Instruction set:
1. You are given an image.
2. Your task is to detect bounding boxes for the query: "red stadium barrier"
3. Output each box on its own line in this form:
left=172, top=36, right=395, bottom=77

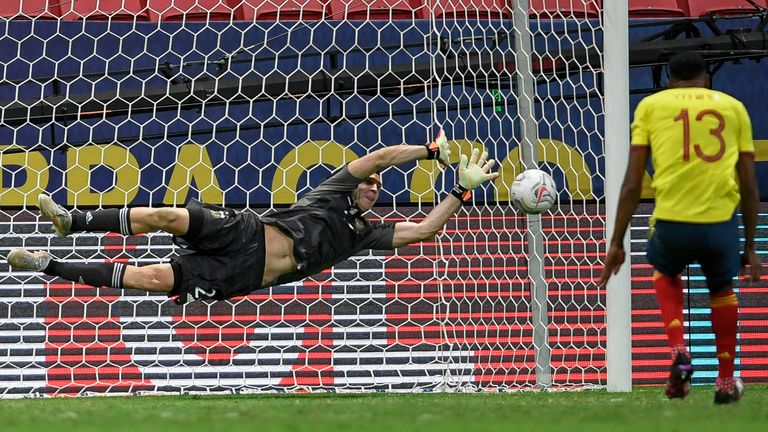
left=0, top=0, right=57, bottom=19
left=527, top=0, right=602, bottom=18
left=629, top=0, right=689, bottom=18
left=239, top=0, right=329, bottom=21
left=145, top=0, right=240, bottom=21
left=687, top=0, right=768, bottom=17
left=329, top=0, right=425, bottom=20
left=57, top=0, right=151, bottom=21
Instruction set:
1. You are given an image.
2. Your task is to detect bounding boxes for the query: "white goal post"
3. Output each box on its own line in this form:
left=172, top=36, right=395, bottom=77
left=603, top=0, right=633, bottom=392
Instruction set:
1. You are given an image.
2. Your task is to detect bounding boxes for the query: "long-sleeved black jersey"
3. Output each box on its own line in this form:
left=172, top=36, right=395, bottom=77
left=260, top=165, right=395, bottom=286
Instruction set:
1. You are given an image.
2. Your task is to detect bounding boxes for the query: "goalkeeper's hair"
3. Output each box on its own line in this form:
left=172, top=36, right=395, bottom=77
left=669, top=52, right=707, bottom=81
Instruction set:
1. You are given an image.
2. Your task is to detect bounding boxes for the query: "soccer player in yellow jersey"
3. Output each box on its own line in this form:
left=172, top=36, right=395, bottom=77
left=599, top=52, right=762, bottom=404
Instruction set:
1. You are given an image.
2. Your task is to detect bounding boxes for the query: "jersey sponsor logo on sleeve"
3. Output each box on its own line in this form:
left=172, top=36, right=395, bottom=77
left=208, top=210, right=228, bottom=219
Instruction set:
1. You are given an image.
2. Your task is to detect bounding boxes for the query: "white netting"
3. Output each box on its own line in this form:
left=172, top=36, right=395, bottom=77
left=0, top=0, right=606, bottom=397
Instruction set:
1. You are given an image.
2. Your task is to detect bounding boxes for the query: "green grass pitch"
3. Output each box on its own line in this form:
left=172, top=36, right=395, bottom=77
left=1, top=385, right=767, bottom=432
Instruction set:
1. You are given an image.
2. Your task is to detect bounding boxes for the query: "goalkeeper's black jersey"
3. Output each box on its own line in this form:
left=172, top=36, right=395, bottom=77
left=260, top=165, right=395, bottom=286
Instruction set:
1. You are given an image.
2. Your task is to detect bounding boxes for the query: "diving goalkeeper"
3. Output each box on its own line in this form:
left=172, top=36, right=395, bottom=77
left=8, top=129, right=499, bottom=305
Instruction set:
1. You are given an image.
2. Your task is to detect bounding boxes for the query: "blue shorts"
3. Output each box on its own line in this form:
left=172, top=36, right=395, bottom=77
left=646, top=214, right=741, bottom=292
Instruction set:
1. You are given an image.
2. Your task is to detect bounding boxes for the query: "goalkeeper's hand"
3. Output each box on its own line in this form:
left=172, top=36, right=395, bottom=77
left=425, top=127, right=451, bottom=167
left=459, top=148, right=499, bottom=189
left=451, top=148, right=499, bottom=203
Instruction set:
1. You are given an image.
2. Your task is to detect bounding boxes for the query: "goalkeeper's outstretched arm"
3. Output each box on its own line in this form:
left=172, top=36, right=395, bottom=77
left=347, top=129, right=451, bottom=179
left=391, top=148, right=498, bottom=248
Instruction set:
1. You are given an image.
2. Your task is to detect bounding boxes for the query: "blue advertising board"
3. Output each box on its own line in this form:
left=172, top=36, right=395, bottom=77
left=1, top=19, right=765, bottom=207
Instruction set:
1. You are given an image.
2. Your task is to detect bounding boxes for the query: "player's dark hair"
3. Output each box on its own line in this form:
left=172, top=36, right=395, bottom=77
left=668, top=52, right=707, bottom=81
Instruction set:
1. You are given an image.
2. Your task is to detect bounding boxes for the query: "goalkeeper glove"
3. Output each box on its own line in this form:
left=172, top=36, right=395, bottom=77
left=451, top=148, right=499, bottom=203
left=425, top=127, right=451, bottom=167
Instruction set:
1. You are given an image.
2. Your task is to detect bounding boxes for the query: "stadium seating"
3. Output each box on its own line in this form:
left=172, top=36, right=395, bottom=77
left=4, top=1, right=767, bottom=23
left=57, top=0, right=151, bottom=21
left=629, top=0, right=689, bottom=18
left=687, top=0, right=768, bottom=16
left=239, top=0, right=329, bottom=21
left=146, top=0, right=239, bottom=21
left=0, top=0, right=58, bottom=19
left=527, top=0, right=602, bottom=19
left=329, top=0, right=425, bottom=20
left=431, top=0, right=511, bottom=20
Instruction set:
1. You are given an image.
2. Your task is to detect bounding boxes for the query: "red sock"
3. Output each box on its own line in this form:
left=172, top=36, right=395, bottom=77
left=653, top=271, right=687, bottom=358
left=710, top=288, right=739, bottom=380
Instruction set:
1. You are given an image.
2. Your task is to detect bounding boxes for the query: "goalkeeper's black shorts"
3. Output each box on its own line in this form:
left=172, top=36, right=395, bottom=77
left=169, top=199, right=265, bottom=304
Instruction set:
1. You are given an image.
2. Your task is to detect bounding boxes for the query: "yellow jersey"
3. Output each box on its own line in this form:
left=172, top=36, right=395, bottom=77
left=631, top=87, right=755, bottom=223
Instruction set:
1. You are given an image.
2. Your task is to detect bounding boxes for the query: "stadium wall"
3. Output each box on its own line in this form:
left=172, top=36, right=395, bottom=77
left=1, top=19, right=766, bottom=207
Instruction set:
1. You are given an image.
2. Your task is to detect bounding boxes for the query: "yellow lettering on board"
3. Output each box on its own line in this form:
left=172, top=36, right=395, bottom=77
left=163, top=143, right=223, bottom=205
left=410, top=140, right=486, bottom=203
left=272, top=141, right=358, bottom=204
left=67, top=144, right=139, bottom=206
left=0, top=146, right=49, bottom=207
left=497, top=139, right=593, bottom=201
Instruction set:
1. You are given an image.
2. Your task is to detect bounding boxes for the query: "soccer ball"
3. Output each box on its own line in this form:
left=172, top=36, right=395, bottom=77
left=510, top=169, right=557, bottom=215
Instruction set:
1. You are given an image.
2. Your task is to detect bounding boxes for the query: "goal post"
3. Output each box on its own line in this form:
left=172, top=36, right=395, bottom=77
left=603, top=0, right=633, bottom=392
left=513, top=0, right=551, bottom=390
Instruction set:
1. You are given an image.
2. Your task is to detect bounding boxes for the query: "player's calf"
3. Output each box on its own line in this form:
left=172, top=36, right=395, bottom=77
left=8, top=248, right=127, bottom=289
left=38, top=193, right=134, bottom=236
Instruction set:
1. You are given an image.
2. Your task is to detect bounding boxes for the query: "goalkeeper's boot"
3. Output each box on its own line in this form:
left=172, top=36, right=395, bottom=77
left=7, top=249, right=52, bottom=272
left=714, top=377, right=744, bottom=405
left=665, top=352, right=693, bottom=399
left=38, top=194, right=72, bottom=237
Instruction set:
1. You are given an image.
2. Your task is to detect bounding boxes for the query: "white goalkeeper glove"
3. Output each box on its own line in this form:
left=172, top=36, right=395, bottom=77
left=451, top=148, right=499, bottom=203
left=425, top=127, right=451, bottom=167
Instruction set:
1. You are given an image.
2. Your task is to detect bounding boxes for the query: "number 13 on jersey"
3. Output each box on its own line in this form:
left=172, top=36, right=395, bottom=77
left=673, top=108, right=726, bottom=162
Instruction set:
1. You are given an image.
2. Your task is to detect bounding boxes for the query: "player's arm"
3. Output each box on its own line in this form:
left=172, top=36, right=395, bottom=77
left=736, top=152, right=762, bottom=282
left=734, top=102, right=762, bottom=282
left=347, top=128, right=451, bottom=179
left=598, top=145, right=649, bottom=287
left=391, top=199, right=461, bottom=248
left=295, top=133, right=447, bottom=206
left=391, top=149, right=498, bottom=248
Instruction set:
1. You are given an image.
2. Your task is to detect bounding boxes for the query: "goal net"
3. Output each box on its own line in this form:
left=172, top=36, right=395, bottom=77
left=0, top=0, right=609, bottom=397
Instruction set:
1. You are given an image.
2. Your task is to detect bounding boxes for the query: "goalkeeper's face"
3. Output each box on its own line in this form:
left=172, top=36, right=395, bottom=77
left=353, top=173, right=382, bottom=211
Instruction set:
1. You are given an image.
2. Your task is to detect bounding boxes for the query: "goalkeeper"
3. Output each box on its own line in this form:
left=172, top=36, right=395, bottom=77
left=8, top=130, right=498, bottom=305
